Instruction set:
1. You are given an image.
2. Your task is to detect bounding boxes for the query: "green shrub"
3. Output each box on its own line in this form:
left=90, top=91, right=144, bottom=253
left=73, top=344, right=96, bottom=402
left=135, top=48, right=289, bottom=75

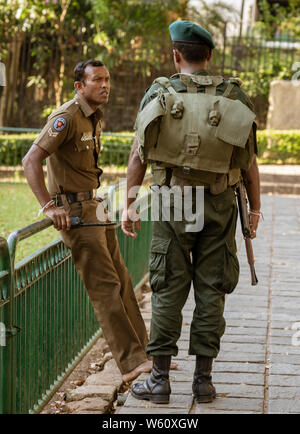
left=1, top=130, right=300, bottom=166
left=0, top=134, right=36, bottom=165
left=0, top=133, right=134, bottom=167
left=257, top=130, right=300, bottom=164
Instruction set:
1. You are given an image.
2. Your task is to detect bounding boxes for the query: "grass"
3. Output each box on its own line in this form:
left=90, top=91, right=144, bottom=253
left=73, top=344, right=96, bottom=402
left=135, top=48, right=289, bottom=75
left=0, top=183, right=59, bottom=264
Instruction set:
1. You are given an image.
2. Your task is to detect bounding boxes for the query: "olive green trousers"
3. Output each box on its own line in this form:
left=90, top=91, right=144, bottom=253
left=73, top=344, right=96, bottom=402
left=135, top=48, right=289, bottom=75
left=146, top=186, right=239, bottom=358
left=60, top=199, right=148, bottom=374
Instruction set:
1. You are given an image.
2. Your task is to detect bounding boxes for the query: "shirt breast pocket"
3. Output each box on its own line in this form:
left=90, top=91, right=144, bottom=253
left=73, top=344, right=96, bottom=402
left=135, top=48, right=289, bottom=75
left=74, top=139, right=95, bottom=169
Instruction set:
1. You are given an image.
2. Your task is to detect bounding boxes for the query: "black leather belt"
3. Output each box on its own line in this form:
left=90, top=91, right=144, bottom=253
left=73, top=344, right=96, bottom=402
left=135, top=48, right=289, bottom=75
left=54, top=190, right=94, bottom=206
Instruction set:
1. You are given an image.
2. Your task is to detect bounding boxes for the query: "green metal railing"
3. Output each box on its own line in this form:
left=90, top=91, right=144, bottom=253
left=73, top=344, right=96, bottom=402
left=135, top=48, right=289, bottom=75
left=0, top=186, right=152, bottom=414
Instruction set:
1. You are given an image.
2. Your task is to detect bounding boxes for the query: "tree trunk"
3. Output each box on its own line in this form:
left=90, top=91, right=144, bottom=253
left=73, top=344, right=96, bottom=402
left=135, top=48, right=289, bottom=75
left=3, top=35, right=24, bottom=126
left=54, top=0, right=71, bottom=108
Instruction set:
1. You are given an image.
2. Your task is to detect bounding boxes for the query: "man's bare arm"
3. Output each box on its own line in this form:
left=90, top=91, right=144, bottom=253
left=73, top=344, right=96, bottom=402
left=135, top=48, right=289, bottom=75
left=22, top=145, right=70, bottom=230
left=243, top=156, right=261, bottom=238
left=122, top=136, right=147, bottom=238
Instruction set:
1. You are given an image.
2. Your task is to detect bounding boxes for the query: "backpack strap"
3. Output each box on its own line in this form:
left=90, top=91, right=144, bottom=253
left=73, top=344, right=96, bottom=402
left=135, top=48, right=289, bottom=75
left=153, top=76, right=177, bottom=95
left=223, top=77, right=243, bottom=98
left=223, top=83, right=235, bottom=98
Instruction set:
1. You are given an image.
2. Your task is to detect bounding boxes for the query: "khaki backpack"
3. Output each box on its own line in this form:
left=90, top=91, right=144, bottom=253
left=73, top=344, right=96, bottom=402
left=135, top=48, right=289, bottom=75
left=136, top=74, right=256, bottom=187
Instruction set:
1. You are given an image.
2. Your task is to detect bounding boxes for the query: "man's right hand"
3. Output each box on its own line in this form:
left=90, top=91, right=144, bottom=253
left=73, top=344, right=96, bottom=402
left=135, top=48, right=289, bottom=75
left=44, top=206, right=71, bottom=231
left=121, top=208, right=141, bottom=238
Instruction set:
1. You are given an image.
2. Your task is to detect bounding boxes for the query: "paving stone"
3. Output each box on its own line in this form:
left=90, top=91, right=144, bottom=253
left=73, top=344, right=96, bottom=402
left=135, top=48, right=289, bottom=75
left=124, top=393, right=193, bottom=410
left=213, top=362, right=265, bottom=374
left=270, top=328, right=298, bottom=337
left=177, top=333, right=190, bottom=341
left=174, top=353, right=195, bottom=361
left=221, top=335, right=266, bottom=344
left=270, top=344, right=300, bottom=355
left=269, top=386, right=300, bottom=399
left=177, top=341, right=190, bottom=350
left=225, top=304, right=268, bottom=313
left=270, top=363, right=300, bottom=375
left=213, top=372, right=264, bottom=385
left=103, top=358, right=123, bottom=376
left=119, top=407, right=189, bottom=414
left=169, top=360, right=194, bottom=372
left=219, top=343, right=266, bottom=354
left=270, top=336, right=294, bottom=345
left=227, top=295, right=268, bottom=304
left=170, top=382, right=193, bottom=395
left=84, top=370, right=123, bottom=389
left=268, top=375, right=300, bottom=387
left=271, top=313, right=300, bottom=322
left=192, top=408, right=260, bottom=414
left=224, top=319, right=267, bottom=328
left=217, top=352, right=265, bottom=363
left=64, top=397, right=110, bottom=414
left=76, top=410, right=106, bottom=414
left=215, top=384, right=264, bottom=399
left=269, top=354, right=300, bottom=365
left=225, top=327, right=266, bottom=336
left=193, top=397, right=263, bottom=413
left=168, top=371, right=193, bottom=382
left=271, top=321, right=300, bottom=330
left=139, top=312, right=152, bottom=320
left=268, top=399, right=300, bottom=414
left=65, top=385, right=117, bottom=402
left=224, top=312, right=267, bottom=320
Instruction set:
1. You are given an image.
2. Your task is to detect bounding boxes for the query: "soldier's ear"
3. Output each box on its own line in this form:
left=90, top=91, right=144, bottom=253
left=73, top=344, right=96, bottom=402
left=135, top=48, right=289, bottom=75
left=74, top=80, right=84, bottom=92
left=173, top=49, right=181, bottom=64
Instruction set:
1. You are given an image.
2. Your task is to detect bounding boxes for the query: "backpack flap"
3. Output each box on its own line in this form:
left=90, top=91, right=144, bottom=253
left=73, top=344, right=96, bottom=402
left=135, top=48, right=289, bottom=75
left=215, top=99, right=256, bottom=148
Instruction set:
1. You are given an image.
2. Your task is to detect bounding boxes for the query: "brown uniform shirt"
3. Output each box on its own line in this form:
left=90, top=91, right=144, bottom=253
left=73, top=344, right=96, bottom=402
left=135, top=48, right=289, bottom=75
left=34, top=93, right=103, bottom=196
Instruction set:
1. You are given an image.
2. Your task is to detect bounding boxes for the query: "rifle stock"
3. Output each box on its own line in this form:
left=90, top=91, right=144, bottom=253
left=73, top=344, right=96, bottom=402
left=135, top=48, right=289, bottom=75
left=236, top=182, right=258, bottom=286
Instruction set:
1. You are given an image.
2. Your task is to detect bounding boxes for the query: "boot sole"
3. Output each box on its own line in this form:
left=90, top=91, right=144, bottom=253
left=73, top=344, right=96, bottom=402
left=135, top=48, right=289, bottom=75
left=131, top=389, right=170, bottom=404
left=194, top=394, right=216, bottom=403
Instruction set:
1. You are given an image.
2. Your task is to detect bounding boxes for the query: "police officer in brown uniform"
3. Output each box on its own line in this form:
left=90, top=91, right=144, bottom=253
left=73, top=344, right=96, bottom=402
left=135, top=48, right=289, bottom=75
left=23, top=59, right=155, bottom=382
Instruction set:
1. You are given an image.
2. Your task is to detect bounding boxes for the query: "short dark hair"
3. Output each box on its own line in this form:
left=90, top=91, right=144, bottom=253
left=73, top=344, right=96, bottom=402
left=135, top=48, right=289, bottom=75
left=74, top=59, right=105, bottom=82
left=172, top=41, right=211, bottom=63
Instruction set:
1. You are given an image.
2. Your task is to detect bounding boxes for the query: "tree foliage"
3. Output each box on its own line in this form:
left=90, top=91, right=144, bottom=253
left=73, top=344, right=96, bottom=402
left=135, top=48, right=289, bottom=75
left=91, top=0, right=189, bottom=73
left=256, top=0, right=300, bottom=38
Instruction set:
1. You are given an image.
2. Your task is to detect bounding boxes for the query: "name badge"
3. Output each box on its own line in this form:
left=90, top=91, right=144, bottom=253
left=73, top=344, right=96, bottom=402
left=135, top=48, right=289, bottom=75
left=81, top=132, right=94, bottom=142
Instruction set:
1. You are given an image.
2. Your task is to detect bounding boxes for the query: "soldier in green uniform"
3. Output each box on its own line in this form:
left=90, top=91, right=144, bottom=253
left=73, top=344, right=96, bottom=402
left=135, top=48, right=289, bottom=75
left=22, top=59, right=156, bottom=383
left=122, top=21, right=261, bottom=403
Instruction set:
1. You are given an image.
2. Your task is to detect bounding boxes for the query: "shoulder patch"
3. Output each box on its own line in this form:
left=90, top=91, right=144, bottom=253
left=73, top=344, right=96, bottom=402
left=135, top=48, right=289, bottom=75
left=229, top=77, right=243, bottom=87
left=53, top=117, right=67, bottom=132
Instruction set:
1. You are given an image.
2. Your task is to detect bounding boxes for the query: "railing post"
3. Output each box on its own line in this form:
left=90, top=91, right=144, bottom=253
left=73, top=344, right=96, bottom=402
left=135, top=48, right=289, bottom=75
left=0, top=237, right=14, bottom=413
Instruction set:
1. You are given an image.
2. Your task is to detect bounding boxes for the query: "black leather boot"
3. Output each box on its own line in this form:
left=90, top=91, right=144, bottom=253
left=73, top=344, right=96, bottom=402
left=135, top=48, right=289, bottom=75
left=131, top=355, right=171, bottom=404
left=192, top=355, right=216, bottom=403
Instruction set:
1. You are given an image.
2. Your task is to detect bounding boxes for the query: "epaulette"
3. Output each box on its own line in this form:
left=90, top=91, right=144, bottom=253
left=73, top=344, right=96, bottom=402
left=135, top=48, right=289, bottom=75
left=228, top=77, right=243, bottom=87
left=48, top=99, right=79, bottom=120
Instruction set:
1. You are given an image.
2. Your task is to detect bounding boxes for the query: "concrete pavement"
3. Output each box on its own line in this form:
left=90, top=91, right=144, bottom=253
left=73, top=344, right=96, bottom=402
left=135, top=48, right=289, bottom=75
left=119, top=192, right=300, bottom=414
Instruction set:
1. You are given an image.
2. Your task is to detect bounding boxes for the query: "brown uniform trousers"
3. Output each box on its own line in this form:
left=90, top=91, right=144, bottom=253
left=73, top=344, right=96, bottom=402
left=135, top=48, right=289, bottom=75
left=60, top=199, right=148, bottom=374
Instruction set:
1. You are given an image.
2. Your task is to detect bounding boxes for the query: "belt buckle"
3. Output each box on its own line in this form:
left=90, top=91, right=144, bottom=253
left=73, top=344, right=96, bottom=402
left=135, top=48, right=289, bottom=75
left=67, top=194, right=74, bottom=204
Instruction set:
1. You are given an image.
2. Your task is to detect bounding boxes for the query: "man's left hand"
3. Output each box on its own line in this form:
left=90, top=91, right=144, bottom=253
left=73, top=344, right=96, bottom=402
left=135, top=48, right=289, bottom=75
left=249, top=212, right=260, bottom=239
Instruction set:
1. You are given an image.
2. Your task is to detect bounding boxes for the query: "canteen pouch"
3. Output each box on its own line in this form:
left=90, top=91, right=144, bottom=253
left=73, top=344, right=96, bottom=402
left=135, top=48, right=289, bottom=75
left=136, top=90, right=166, bottom=164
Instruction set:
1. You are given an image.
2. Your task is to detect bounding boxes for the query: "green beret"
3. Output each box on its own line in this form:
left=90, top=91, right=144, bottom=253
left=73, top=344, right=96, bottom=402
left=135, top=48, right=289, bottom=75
left=169, top=20, right=215, bottom=49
